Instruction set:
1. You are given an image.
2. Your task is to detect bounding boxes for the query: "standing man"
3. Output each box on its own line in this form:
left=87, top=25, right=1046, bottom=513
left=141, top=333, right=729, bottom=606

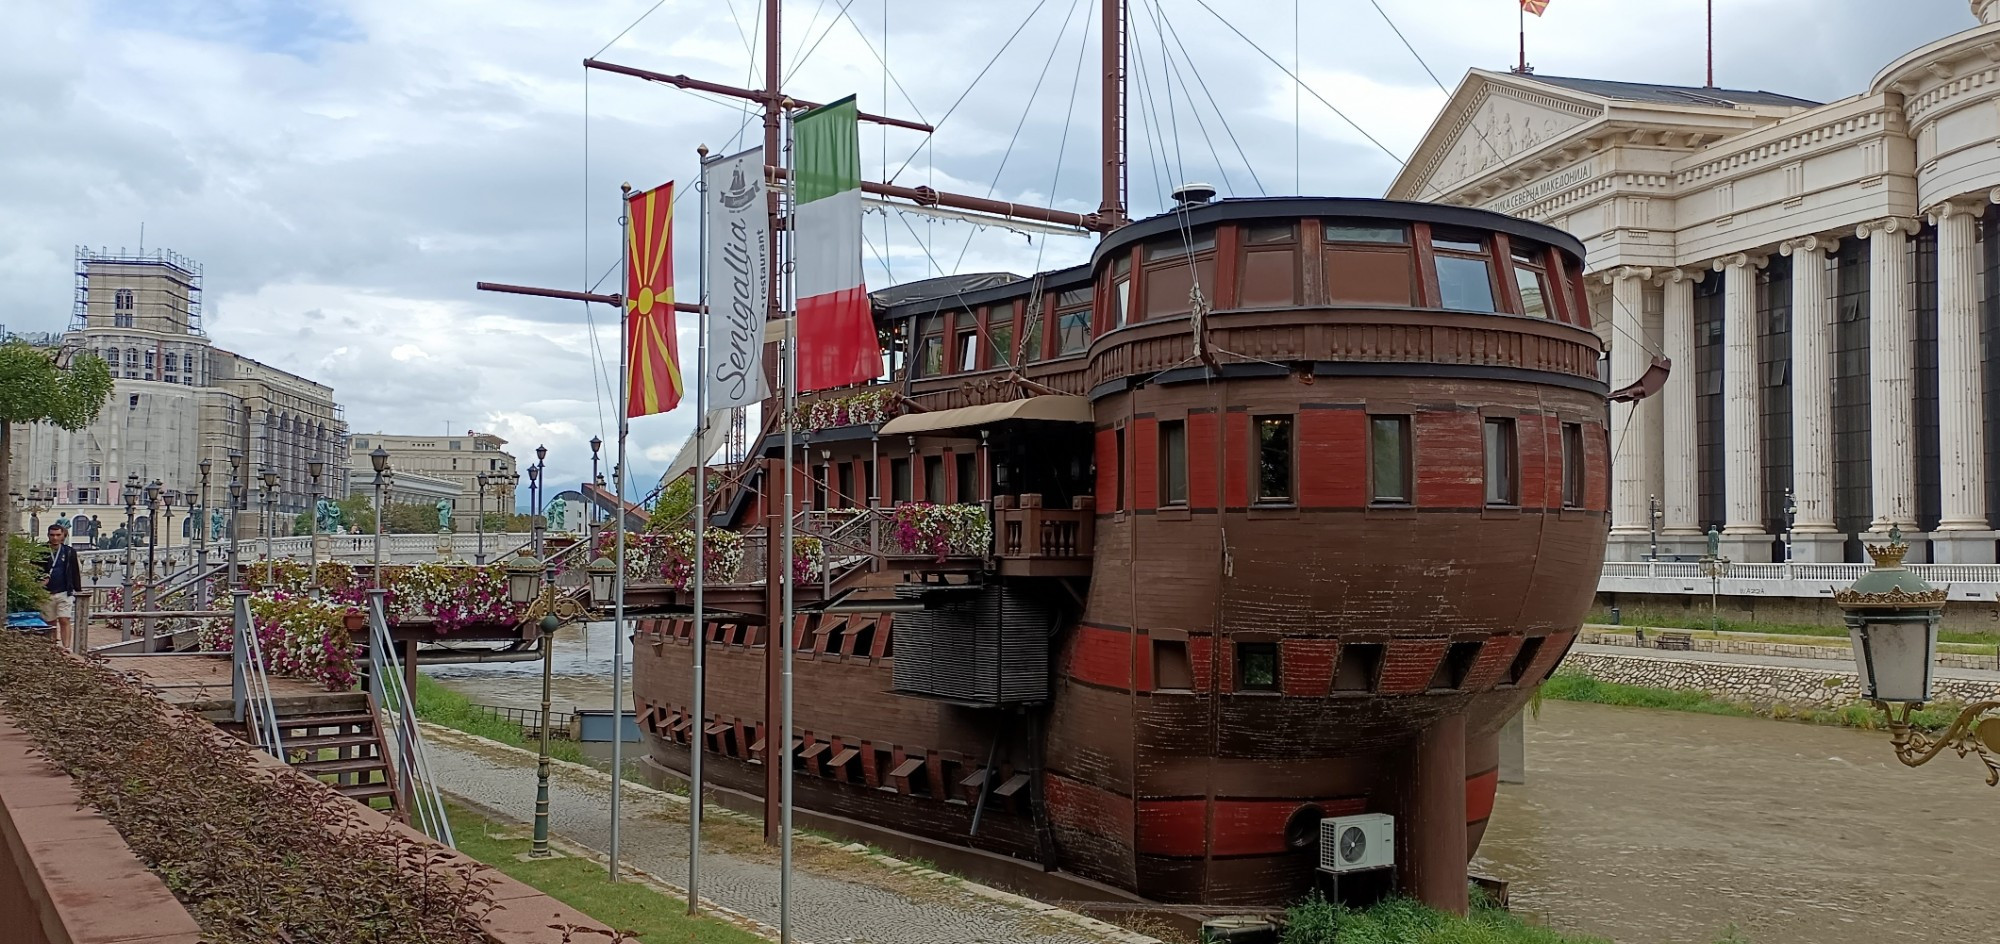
left=42, top=523, right=81, bottom=649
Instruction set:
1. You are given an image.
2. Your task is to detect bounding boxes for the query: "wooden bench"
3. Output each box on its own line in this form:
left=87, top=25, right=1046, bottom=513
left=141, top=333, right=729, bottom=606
left=1655, top=632, right=1695, bottom=651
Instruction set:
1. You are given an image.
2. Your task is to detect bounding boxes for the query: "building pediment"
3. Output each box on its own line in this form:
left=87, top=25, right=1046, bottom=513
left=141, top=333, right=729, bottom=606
left=1392, top=71, right=1608, bottom=201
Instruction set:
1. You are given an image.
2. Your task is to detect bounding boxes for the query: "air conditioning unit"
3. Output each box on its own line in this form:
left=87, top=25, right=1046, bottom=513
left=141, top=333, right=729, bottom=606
left=1318, top=813, right=1395, bottom=874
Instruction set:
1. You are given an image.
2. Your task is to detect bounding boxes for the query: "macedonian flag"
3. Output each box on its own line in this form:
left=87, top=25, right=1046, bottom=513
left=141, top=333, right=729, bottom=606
left=625, top=182, right=684, bottom=418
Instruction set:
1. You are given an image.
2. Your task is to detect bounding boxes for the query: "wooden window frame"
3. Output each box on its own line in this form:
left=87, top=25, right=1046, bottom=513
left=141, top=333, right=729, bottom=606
left=1158, top=418, right=1188, bottom=506
left=1484, top=416, right=1519, bottom=507
left=1429, top=228, right=1502, bottom=314
left=1561, top=421, right=1585, bottom=508
left=1252, top=414, right=1296, bottom=505
left=1368, top=414, right=1414, bottom=505
left=1236, top=641, right=1280, bottom=693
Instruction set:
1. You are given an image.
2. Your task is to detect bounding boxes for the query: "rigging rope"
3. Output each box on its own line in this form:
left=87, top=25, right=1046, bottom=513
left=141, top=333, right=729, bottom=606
left=1139, top=0, right=1240, bottom=197
left=1153, top=0, right=1264, bottom=196
left=885, top=0, right=1055, bottom=184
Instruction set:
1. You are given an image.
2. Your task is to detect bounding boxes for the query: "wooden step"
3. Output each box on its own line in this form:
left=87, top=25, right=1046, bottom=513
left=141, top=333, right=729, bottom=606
left=284, top=732, right=380, bottom=753
left=296, top=757, right=387, bottom=776
left=338, top=782, right=397, bottom=802
left=278, top=711, right=378, bottom=730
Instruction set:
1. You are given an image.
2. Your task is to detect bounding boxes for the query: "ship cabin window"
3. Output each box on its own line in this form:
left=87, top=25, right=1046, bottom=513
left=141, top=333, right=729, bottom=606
left=956, top=324, right=980, bottom=372
left=989, top=313, right=1015, bottom=369
left=891, top=457, right=912, bottom=503
left=1021, top=312, right=1045, bottom=363
left=1323, top=220, right=1414, bottom=307
left=955, top=452, right=978, bottom=503
left=1056, top=287, right=1093, bottom=355
left=1432, top=229, right=1499, bottom=313
left=1237, top=642, right=1279, bottom=692
left=923, top=455, right=946, bottom=503
left=913, top=316, right=945, bottom=379
left=1333, top=643, right=1384, bottom=692
left=1111, top=256, right=1133, bottom=329
left=1512, top=242, right=1553, bottom=319
left=1507, top=635, right=1545, bottom=685
left=1561, top=422, right=1585, bottom=508
left=1484, top=417, right=1518, bottom=506
left=838, top=463, right=856, bottom=509
left=1254, top=415, right=1295, bottom=504
left=1239, top=222, right=1299, bottom=307
left=1153, top=636, right=1193, bottom=691
left=1158, top=419, right=1188, bottom=506
left=1142, top=227, right=1217, bottom=320
left=1368, top=415, right=1412, bottom=504
left=1114, top=426, right=1127, bottom=512
left=1430, top=641, right=1483, bottom=691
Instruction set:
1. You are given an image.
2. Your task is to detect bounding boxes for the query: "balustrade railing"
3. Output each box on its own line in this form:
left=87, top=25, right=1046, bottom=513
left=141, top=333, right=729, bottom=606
left=998, top=505, right=1094, bottom=560
left=1601, top=559, right=2000, bottom=589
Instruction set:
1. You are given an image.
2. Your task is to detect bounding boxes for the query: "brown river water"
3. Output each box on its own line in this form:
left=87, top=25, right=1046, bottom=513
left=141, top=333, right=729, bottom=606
left=428, top=632, right=2000, bottom=944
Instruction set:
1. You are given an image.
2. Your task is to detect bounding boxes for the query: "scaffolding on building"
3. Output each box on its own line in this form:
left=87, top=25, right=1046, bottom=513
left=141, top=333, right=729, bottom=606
left=72, top=245, right=205, bottom=336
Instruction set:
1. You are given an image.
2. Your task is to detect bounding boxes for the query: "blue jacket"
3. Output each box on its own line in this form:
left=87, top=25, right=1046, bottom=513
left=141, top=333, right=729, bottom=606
left=43, top=544, right=81, bottom=595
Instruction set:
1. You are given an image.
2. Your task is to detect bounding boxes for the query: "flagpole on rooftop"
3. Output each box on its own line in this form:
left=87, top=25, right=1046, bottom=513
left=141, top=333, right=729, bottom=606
left=610, top=181, right=633, bottom=882
left=1518, top=3, right=1526, bottom=74
left=689, top=144, right=711, bottom=915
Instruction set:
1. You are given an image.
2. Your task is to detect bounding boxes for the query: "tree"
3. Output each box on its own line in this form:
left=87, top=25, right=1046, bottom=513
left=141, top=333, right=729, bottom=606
left=647, top=475, right=697, bottom=532
left=0, top=341, right=113, bottom=608
left=381, top=501, right=439, bottom=534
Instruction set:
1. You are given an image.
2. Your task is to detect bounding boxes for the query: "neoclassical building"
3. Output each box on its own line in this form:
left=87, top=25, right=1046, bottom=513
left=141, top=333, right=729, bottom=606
left=1391, top=1, right=2000, bottom=564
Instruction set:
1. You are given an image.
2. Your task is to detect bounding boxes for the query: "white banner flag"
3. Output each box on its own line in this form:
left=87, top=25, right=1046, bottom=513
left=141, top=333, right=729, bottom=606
left=702, top=146, right=772, bottom=410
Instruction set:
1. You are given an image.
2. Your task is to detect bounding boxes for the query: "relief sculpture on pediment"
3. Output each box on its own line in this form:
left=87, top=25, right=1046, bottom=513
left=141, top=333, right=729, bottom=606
left=1423, top=89, right=1596, bottom=196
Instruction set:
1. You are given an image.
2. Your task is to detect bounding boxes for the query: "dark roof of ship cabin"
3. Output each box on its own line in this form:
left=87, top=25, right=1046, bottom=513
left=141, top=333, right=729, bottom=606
left=1521, top=75, right=1819, bottom=109
left=870, top=272, right=1022, bottom=309
left=872, top=264, right=1093, bottom=318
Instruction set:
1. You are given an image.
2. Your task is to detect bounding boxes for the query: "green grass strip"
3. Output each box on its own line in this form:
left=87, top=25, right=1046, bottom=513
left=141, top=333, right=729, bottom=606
left=450, top=803, right=768, bottom=944
left=413, top=675, right=592, bottom=766
left=1585, top=608, right=1999, bottom=648
left=1541, top=673, right=1964, bottom=732
left=1282, top=893, right=1754, bottom=944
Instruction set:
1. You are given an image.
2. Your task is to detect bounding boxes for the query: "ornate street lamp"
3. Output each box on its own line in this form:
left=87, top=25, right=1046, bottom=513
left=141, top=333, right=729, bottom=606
left=308, top=459, right=325, bottom=592
left=1837, top=526, right=2000, bottom=784
left=474, top=471, right=491, bottom=565
left=370, top=447, right=391, bottom=586
left=226, top=451, right=244, bottom=589
left=1647, top=493, right=1662, bottom=562
left=161, top=489, right=179, bottom=571
left=1698, top=524, right=1730, bottom=635
left=260, top=469, right=280, bottom=584
left=143, top=479, right=162, bottom=586
left=196, top=457, right=212, bottom=582
left=1782, top=487, right=1798, bottom=566
left=122, top=473, right=140, bottom=609
left=587, top=555, right=616, bottom=606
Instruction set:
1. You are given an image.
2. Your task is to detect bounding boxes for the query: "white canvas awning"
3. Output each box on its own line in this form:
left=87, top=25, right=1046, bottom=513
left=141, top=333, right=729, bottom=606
left=876, top=395, right=1094, bottom=436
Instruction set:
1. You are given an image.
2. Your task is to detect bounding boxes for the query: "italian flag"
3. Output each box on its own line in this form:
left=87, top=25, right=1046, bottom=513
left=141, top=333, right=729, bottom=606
left=793, top=96, right=881, bottom=392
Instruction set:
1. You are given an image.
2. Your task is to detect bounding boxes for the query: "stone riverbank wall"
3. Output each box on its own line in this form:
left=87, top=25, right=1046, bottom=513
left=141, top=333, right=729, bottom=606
left=1557, top=651, right=2000, bottom=710
left=1580, top=629, right=2000, bottom=671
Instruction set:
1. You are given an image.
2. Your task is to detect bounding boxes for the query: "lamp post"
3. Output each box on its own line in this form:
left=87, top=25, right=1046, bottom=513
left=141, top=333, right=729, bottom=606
left=260, top=469, right=279, bottom=584
left=1837, top=526, right=2000, bottom=784
left=23, top=485, right=49, bottom=537
left=1647, top=494, right=1662, bottom=562
left=474, top=471, right=491, bottom=565
left=226, top=452, right=244, bottom=590
left=1698, top=524, right=1730, bottom=635
left=308, top=459, right=324, bottom=592
left=370, top=447, right=390, bottom=587
left=162, top=489, right=179, bottom=571
left=143, top=479, right=162, bottom=586
left=196, top=457, right=211, bottom=582
left=122, top=473, right=139, bottom=611
left=588, top=435, right=603, bottom=549
left=1781, top=487, right=1797, bottom=566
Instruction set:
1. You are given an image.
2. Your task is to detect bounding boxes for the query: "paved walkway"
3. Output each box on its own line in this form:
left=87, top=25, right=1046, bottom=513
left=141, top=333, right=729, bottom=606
left=1570, top=641, right=2000, bottom=684
left=422, top=726, right=1158, bottom=944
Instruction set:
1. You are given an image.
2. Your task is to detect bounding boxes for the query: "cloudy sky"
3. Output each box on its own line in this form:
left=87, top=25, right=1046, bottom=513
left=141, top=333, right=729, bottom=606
left=0, top=0, right=1975, bottom=507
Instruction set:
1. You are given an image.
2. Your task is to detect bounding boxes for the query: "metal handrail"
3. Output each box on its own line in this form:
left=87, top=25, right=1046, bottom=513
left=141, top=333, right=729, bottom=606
left=228, top=591, right=285, bottom=758
left=365, top=590, right=454, bottom=847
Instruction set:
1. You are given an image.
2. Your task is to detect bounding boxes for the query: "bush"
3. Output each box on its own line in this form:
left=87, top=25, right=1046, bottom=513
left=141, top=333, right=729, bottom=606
left=7, top=534, right=47, bottom=612
left=1282, top=894, right=1614, bottom=944
left=0, top=630, right=500, bottom=943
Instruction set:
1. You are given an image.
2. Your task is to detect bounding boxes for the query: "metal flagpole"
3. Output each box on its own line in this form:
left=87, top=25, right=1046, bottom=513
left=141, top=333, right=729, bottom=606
left=1518, top=4, right=1525, bottom=74
left=611, top=182, right=633, bottom=881
left=690, top=145, right=711, bottom=914
left=779, top=108, right=798, bottom=944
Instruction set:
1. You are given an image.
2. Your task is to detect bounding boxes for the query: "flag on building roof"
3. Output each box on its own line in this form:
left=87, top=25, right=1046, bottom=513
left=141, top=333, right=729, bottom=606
left=625, top=182, right=684, bottom=417
left=792, top=96, right=881, bottom=393
left=1520, top=0, right=1550, bottom=15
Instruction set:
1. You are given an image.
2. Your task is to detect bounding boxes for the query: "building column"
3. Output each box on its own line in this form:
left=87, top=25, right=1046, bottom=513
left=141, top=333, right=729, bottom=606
left=1717, top=254, right=1765, bottom=547
left=1607, top=266, right=1654, bottom=541
left=1660, top=269, right=1701, bottom=536
left=1780, top=236, right=1842, bottom=561
left=1931, top=200, right=1994, bottom=562
left=1863, top=218, right=1920, bottom=534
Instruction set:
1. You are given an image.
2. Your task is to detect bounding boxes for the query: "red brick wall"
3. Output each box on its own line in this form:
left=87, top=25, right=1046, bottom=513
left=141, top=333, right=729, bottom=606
left=1187, top=409, right=1219, bottom=510
left=1132, top=417, right=1159, bottom=510
left=1298, top=407, right=1366, bottom=508
left=1376, top=639, right=1449, bottom=694
left=1224, top=411, right=1250, bottom=508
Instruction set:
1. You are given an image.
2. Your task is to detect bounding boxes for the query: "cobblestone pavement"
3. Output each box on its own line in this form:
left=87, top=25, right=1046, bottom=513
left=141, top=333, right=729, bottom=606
left=424, top=727, right=1153, bottom=944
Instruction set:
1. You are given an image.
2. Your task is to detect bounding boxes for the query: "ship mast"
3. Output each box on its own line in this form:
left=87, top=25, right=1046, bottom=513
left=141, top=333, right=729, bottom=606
left=1100, top=0, right=1126, bottom=226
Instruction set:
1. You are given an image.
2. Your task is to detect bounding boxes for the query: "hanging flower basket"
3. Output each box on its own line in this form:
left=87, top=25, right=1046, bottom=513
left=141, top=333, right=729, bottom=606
left=888, top=503, right=992, bottom=561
